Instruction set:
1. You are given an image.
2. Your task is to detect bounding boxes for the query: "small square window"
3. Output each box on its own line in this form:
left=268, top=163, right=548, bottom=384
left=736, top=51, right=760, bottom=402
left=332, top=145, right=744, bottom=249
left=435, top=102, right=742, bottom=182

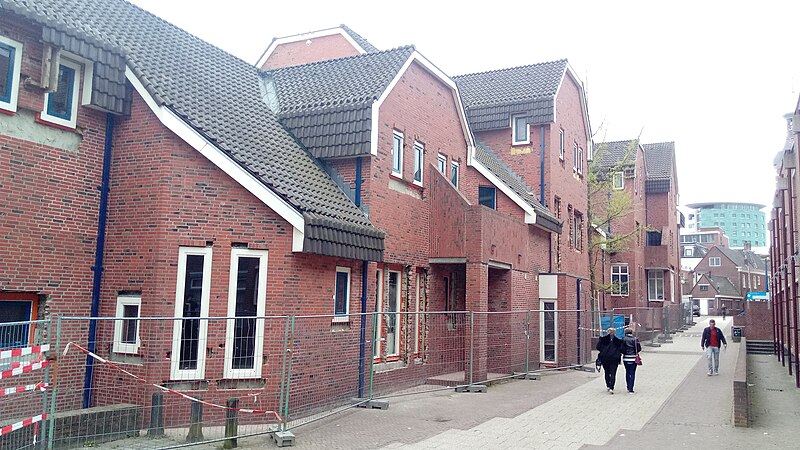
left=113, top=294, right=141, bottom=354
left=437, top=154, right=447, bottom=176
left=450, top=161, right=459, bottom=188
left=391, top=131, right=403, bottom=177
left=479, top=186, right=496, bottom=209
left=41, top=59, right=82, bottom=128
left=512, top=115, right=529, bottom=145
left=413, top=142, right=424, bottom=185
left=0, top=36, right=23, bottom=112
left=612, top=172, right=624, bottom=190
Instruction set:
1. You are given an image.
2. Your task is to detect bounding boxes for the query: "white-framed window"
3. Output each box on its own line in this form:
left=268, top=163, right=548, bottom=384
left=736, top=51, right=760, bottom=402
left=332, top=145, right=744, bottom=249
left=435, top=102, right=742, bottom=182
left=647, top=270, right=665, bottom=301
left=333, top=266, right=351, bottom=323
left=0, top=35, right=23, bottom=113
left=224, top=248, right=268, bottom=379
left=391, top=131, right=403, bottom=177
left=40, top=58, right=82, bottom=128
left=171, top=247, right=213, bottom=380
left=413, top=142, right=424, bottom=185
left=385, top=270, right=402, bottom=358
left=450, top=161, right=459, bottom=188
left=684, top=247, right=693, bottom=257
left=437, top=154, right=447, bottom=176
left=478, top=186, right=496, bottom=209
left=512, top=115, right=530, bottom=145
left=699, top=284, right=709, bottom=292
left=611, top=264, right=629, bottom=296
left=709, top=257, right=721, bottom=267
left=573, top=143, right=578, bottom=171
left=373, top=268, right=384, bottom=360
left=540, top=300, right=557, bottom=363
left=577, top=147, right=584, bottom=175
left=559, top=129, right=565, bottom=160
left=113, top=294, right=141, bottom=354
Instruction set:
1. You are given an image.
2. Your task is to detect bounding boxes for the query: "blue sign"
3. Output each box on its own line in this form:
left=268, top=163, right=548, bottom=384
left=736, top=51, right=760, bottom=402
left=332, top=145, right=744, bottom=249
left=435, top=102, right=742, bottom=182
left=746, top=291, right=769, bottom=301
left=600, top=315, right=626, bottom=338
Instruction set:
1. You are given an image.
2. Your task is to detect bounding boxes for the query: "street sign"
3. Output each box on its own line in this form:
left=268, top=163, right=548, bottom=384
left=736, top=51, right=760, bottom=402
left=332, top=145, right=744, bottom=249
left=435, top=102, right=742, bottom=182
left=746, top=291, right=769, bottom=301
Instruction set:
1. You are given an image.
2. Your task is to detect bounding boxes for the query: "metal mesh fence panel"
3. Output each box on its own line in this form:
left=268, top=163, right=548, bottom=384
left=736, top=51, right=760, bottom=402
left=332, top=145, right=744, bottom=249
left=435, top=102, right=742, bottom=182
left=483, top=311, right=530, bottom=381
left=52, top=317, right=285, bottom=449
left=0, top=320, right=50, bottom=450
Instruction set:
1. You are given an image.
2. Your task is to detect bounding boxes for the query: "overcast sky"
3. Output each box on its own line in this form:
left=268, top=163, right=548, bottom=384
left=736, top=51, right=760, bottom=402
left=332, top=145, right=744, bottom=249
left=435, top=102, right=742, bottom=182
left=129, top=0, right=800, bottom=211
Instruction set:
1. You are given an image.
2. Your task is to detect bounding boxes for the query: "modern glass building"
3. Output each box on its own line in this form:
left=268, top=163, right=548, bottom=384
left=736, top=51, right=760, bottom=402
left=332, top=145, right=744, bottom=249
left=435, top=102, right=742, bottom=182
left=685, top=202, right=767, bottom=248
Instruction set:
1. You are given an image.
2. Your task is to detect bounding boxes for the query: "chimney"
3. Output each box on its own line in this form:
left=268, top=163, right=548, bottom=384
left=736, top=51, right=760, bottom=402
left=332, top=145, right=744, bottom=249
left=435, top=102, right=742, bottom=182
left=743, top=241, right=751, bottom=251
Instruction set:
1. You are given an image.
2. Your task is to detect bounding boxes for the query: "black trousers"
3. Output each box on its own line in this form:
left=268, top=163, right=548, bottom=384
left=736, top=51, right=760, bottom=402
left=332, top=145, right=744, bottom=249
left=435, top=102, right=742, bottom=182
left=602, top=360, right=619, bottom=389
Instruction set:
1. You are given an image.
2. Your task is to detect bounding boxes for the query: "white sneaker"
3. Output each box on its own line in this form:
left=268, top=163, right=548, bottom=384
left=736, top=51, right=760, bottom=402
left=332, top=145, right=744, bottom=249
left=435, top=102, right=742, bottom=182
left=707, top=371, right=712, bottom=376
left=608, top=388, right=614, bottom=394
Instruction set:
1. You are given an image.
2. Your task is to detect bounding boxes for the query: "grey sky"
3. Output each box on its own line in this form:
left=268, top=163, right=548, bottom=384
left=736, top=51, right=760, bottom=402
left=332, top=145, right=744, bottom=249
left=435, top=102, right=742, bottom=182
left=128, top=0, right=800, bottom=211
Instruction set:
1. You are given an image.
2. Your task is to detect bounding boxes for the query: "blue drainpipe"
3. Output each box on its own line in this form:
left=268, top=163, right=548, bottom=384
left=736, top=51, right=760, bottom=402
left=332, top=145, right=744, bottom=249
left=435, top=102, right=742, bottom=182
left=83, top=113, right=115, bottom=408
left=355, top=157, right=368, bottom=398
left=539, top=125, right=546, bottom=206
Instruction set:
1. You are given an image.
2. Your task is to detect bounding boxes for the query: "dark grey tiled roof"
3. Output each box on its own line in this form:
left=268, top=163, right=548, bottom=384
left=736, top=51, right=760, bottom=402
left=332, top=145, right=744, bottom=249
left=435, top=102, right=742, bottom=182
left=266, top=47, right=414, bottom=158
left=716, top=246, right=767, bottom=271
left=593, top=140, right=639, bottom=170
left=474, top=142, right=561, bottom=233
left=454, top=60, right=567, bottom=131
left=339, top=24, right=380, bottom=53
left=680, top=244, right=708, bottom=258
left=642, top=142, right=674, bottom=180
left=1, top=0, right=384, bottom=261
left=707, top=275, right=741, bottom=298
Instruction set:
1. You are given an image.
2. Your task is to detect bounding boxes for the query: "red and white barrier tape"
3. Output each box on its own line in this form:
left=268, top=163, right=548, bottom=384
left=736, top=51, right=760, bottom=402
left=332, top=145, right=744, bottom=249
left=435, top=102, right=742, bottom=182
left=0, top=414, right=46, bottom=437
left=0, top=344, right=49, bottom=361
left=0, top=360, right=49, bottom=380
left=64, top=342, right=281, bottom=421
left=1, top=382, right=48, bottom=397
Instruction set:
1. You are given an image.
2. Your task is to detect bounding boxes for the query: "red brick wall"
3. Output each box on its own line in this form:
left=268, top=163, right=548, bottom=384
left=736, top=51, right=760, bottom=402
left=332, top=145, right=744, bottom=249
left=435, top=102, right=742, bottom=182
left=260, top=33, right=361, bottom=70
left=742, top=301, right=773, bottom=340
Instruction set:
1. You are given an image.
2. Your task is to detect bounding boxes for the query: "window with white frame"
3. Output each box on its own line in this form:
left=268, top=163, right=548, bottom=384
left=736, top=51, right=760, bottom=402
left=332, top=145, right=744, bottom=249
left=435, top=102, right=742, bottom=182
left=512, top=115, right=529, bottom=145
left=699, top=284, right=709, bottom=292
left=385, top=270, right=402, bottom=357
left=333, top=267, right=351, bottom=322
left=391, top=131, right=403, bottom=177
left=572, top=143, right=578, bottom=171
left=437, top=154, right=446, bottom=176
left=224, top=248, right=268, bottom=379
left=647, top=270, right=665, bottom=301
left=450, top=161, right=459, bottom=188
left=479, top=186, right=496, bottom=209
left=611, top=264, right=629, bottom=296
left=559, top=129, right=565, bottom=160
left=171, top=247, right=212, bottom=380
left=577, top=147, right=584, bottom=174
left=0, top=36, right=23, bottom=113
left=413, top=142, right=424, bottom=185
left=684, top=247, right=693, bottom=257
left=709, top=257, right=721, bottom=267
left=41, top=58, right=82, bottom=128
left=113, top=294, right=141, bottom=354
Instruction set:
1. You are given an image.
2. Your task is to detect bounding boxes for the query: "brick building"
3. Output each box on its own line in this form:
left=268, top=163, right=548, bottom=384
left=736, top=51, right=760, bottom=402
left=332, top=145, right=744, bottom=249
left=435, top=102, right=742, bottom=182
left=0, top=0, right=601, bottom=433
left=689, top=244, right=766, bottom=315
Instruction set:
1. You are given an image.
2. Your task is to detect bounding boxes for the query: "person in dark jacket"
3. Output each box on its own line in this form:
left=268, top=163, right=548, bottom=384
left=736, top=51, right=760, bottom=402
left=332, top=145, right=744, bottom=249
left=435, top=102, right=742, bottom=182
left=701, top=319, right=727, bottom=375
left=596, top=327, right=623, bottom=394
left=622, top=328, right=642, bottom=393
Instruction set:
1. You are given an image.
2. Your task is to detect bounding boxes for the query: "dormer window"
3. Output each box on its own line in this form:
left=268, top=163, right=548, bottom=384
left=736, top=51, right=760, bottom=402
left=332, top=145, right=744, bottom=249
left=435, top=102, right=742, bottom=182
left=0, top=36, right=23, bottom=113
left=612, top=172, right=624, bottom=190
left=512, top=115, right=529, bottom=145
left=41, top=59, right=81, bottom=128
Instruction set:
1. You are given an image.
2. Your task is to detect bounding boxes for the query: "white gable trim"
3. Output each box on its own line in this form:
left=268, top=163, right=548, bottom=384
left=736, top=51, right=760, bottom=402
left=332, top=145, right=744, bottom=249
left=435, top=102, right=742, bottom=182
left=256, top=28, right=366, bottom=68
left=125, top=67, right=305, bottom=251
left=370, top=51, right=475, bottom=158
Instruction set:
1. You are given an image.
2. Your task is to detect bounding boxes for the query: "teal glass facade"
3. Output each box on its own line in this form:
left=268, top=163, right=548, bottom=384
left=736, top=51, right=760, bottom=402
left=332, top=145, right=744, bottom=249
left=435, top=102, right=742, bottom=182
left=693, top=202, right=766, bottom=247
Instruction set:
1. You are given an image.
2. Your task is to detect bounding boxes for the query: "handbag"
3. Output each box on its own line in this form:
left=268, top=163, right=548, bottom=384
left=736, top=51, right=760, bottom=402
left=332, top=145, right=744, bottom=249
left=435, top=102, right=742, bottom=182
left=634, top=337, right=642, bottom=365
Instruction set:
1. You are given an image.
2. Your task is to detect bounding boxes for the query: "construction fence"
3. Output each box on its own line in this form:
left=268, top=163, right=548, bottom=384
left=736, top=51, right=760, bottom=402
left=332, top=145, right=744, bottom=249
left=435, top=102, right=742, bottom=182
left=0, top=306, right=694, bottom=449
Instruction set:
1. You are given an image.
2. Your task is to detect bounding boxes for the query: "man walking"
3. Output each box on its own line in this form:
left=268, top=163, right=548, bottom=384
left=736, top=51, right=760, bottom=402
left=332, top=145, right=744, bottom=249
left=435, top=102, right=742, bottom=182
left=596, top=327, right=623, bottom=393
left=701, top=319, right=727, bottom=376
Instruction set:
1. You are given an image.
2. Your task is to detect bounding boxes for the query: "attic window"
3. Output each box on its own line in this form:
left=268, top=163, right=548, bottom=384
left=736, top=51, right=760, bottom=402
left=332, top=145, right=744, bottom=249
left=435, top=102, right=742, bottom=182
left=0, top=36, right=23, bottom=113
left=612, top=172, right=624, bottom=190
left=512, top=115, right=529, bottom=145
left=709, top=257, right=721, bottom=267
left=391, top=131, right=403, bottom=177
left=41, top=59, right=81, bottom=128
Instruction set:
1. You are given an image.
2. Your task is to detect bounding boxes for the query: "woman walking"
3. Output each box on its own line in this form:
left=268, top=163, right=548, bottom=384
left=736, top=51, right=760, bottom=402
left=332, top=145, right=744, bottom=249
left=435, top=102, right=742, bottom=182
left=622, top=328, right=642, bottom=393
left=596, top=327, right=623, bottom=394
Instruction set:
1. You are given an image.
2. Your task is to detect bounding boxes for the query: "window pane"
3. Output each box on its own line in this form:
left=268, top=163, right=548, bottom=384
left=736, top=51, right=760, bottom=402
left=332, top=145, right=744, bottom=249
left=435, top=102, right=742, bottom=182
left=0, top=301, right=32, bottom=348
left=413, top=145, right=423, bottom=182
left=233, top=256, right=259, bottom=369
left=179, top=254, right=205, bottom=370
left=46, top=65, right=76, bottom=120
left=513, top=116, right=528, bottom=142
left=0, top=45, right=12, bottom=102
left=450, top=164, right=458, bottom=187
left=386, top=272, right=400, bottom=355
left=392, top=134, right=402, bottom=173
left=479, top=187, right=496, bottom=209
left=121, top=304, right=139, bottom=344
left=437, top=157, right=446, bottom=175
left=335, top=271, right=349, bottom=315
left=543, top=302, right=556, bottom=361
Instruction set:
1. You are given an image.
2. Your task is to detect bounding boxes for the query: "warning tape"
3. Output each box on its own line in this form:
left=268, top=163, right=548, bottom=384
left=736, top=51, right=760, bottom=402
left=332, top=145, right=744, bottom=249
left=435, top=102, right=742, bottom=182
left=0, top=414, right=46, bottom=437
left=0, top=383, right=48, bottom=397
left=0, top=345, right=49, bottom=361
left=0, top=360, right=49, bottom=380
left=64, top=342, right=281, bottom=421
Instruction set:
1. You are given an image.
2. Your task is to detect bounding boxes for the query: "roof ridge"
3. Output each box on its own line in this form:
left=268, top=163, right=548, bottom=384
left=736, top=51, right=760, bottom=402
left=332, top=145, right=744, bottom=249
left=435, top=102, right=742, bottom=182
left=596, top=139, right=639, bottom=145
left=266, top=45, right=415, bottom=73
left=454, top=58, right=567, bottom=79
